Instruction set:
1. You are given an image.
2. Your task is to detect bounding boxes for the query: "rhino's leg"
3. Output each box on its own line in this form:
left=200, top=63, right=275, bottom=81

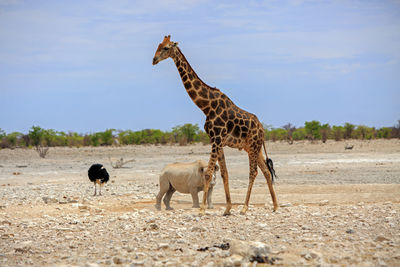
left=207, top=186, right=214, bottom=209
left=163, top=186, right=176, bottom=210
left=191, top=189, right=200, bottom=208
left=155, top=176, right=170, bottom=210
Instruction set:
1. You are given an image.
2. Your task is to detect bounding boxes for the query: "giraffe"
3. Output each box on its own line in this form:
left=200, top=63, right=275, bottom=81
left=153, top=35, right=278, bottom=215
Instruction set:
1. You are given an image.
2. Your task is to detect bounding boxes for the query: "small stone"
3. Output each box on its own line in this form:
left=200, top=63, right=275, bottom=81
left=148, top=223, right=159, bottom=230
left=301, top=250, right=320, bottom=261
left=279, top=203, right=292, bottom=207
left=15, top=241, right=33, bottom=253
left=118, top=214, right=130, bottom=220
left=346, top=229, right=355, bottom=234
left=319, top=200, right=329, bottom=206
left=112, top=256, right=124, bottom=264
left=224, top=254, right=243, bottom=267
left=229, top=239, right=270, bottom=260
left=374, top=236, right=389, bottom=242
left=191, top=226, right=206, bottom=232
left=330, top=255, right=340, bottom=263
left=158, top=243, right=169, bottom=249
left=78, top=205, right=90, bottom=210
left=42, top=197, right=58, bottom=204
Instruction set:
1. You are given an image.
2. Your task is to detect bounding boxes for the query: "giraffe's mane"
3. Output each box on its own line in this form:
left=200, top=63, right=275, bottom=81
left=176, top=46, right=234, bottom=104
left=176, top=47, right=213, bottom=89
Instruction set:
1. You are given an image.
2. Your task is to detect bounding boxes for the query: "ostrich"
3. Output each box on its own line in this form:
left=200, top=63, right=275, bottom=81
left=88, top=164, right=109, bottom=196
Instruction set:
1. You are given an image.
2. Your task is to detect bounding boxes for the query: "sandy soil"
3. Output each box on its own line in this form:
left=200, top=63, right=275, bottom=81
left=0, top=139, right=399, bottom=266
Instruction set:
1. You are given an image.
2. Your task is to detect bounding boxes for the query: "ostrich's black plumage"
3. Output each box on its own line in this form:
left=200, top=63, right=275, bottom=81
left=88, top=164, right=109, bottom=195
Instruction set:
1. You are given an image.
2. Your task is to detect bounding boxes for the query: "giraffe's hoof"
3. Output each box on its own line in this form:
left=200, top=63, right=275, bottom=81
left=223, top=208, right=231, bottom=216
left=199, top=208, right=206, bottom=216
left=240, top=206, right=248, bottom=215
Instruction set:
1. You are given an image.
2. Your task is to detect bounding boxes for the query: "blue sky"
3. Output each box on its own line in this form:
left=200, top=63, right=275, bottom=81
left=1, top=0, right=399, bottom=134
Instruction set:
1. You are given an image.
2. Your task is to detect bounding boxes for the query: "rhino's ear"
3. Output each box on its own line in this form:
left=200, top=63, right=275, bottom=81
left=199, top=166, right=204, bottom=174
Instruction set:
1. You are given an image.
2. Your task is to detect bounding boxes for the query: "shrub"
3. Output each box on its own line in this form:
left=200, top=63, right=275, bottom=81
left=376, top=127, right=392, bottom=139
left=269, top=128, right=288, bottom=142
left=98, top=129, right=114, bottom=146
left=344, top=122, right=355, bottom=139
left=172, top=123, right=200, bottom=144
left=0, top=129, right=5, bottom=140
left=90, top=133, right=101, bottom=147
left=28, top=126, right=45, bottom=147
left=292, top=128, right=306, bottom=140
left=332, top=126, right=345, bottom=141
left=304, top=120, right=321, bottom=141
left=320, top=123, right=330, bottom=143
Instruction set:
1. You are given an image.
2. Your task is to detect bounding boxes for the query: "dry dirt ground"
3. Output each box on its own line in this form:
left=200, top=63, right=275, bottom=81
left=0, top=139, right=399, bottom=266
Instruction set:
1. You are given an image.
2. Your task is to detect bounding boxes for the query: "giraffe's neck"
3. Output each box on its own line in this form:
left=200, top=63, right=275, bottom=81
left=172, top=47, right=215, bottom=115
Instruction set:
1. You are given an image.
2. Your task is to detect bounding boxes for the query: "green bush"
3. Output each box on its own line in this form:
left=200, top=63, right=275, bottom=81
left=0, top=129, right=5, bottom=140
left=172, top=124, right=200, bottom=143
left=376, top=127, right=392, bottom=139
left=304, top=120, right=321, bottom=140
left=292, top=128, right=307, bottom=140
left=98, top=129, right=114, bottom=145
left=344, top=122, right=355, bottom=139
left=331, top=126, right=345, bottom=141
left=29, top=126, right=46, bottom=146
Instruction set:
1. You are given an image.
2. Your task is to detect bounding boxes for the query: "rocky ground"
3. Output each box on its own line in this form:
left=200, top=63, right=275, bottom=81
left=0, top=139, right=399, bottom=266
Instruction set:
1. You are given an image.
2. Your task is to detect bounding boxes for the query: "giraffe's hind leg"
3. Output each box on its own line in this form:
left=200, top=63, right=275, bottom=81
left=240, top=151, right=259, bottom=215
left=257, top=152, right=278, bottom=211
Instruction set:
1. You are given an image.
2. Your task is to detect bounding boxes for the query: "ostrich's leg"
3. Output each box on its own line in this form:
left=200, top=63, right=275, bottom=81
left=93, top=182, right=97, bottom=196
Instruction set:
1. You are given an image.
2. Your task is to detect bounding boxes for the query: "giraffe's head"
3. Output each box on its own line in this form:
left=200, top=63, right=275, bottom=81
left=152, top=35, right=178, bottom=65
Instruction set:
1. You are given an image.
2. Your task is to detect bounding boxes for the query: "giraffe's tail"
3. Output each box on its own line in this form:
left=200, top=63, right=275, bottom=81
left=262, top=142, right=277, bottom=183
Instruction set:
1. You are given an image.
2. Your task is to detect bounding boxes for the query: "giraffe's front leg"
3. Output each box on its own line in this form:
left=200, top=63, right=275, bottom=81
left=200, top=145, right=219, bottom=215
left=217, top=148, right=232, bottom=216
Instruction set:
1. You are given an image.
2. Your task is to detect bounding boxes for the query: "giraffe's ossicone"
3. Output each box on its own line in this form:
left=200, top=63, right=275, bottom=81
left=153, top=35, right=278, bottom=215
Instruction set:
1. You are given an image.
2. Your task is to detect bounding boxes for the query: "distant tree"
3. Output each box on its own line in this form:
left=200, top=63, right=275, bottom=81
left=344, top=122, right=355, bottom=139
left=377, top=127, right=392, bottom=139
left=90, top=132, right=101, bottom=146
left=1, top=132, right=23, bottom=148
left=269, top=128, right=288, bottom=142
left=28, top=126, right=45, bottom=147
left=332, top=126, right=345, bottom=141
left=172, top=123, right=200, bottom=143
left=353, top=125, right=375, bottom=140
left=390, top=120, right=400, bottom=139
left=282, top=123, right=296, bottom=144
left=292, top=128, right=306, bottom=140
left=320, top=123, right=330, bottom=143
left=98, top=129, right=114, bottom=145
left=0, top=129, right=5, bottom=140
left=196, top=130, right=210, bottom=144
left=304, top=120, right=321, bottom=141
